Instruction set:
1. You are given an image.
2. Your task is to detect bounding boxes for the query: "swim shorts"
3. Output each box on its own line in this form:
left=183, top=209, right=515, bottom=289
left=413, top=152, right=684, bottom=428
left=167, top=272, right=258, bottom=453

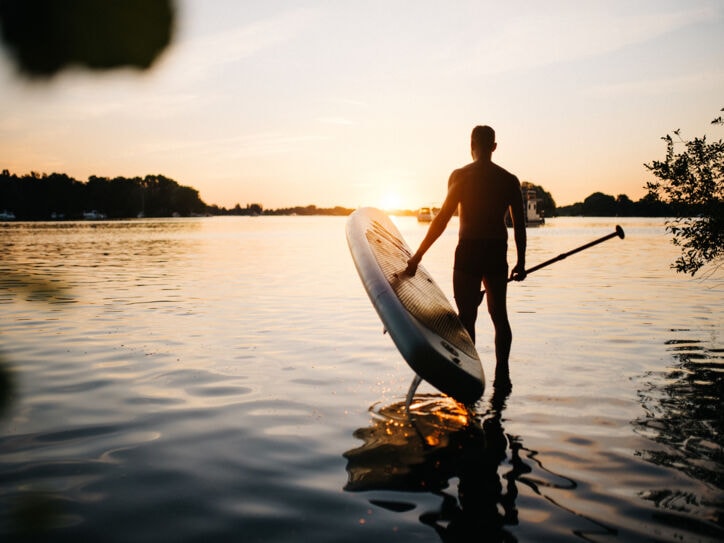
left=454, top=238, right=508, bottom=277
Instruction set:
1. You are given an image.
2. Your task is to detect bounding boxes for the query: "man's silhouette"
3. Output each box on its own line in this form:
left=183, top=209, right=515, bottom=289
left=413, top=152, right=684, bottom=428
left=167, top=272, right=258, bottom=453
left=406, top=125, right=527, bottom=372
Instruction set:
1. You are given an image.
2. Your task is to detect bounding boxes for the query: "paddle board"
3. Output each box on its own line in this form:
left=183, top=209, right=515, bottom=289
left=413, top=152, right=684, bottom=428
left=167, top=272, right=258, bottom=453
left=346, top=207, right=484, bottom=404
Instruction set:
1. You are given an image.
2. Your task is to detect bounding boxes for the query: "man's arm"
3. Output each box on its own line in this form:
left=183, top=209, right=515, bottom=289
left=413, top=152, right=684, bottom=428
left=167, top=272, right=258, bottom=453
left=509, top=179, right=527, bottom=281
left=405, top=174, right=460, bottom=276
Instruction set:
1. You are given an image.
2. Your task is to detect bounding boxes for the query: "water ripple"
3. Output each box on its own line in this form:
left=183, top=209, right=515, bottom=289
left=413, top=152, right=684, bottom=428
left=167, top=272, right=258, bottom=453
left=1, top=217, right=722, bottom=542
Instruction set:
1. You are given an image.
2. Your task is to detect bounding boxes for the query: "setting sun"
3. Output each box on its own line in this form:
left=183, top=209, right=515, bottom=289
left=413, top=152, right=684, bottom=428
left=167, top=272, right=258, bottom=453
left=379, top=191, right=403, bottom=212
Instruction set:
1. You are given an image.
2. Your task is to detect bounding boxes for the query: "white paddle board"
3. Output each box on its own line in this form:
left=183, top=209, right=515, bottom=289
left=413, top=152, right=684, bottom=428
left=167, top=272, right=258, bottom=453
left=346, top=207, right=484, bottom=404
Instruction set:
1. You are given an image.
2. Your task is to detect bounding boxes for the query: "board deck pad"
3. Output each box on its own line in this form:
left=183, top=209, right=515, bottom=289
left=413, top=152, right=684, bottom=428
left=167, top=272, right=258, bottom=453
left=347, top=207, right=484, bottom=404
left=365, top=221, right=478, bottom=360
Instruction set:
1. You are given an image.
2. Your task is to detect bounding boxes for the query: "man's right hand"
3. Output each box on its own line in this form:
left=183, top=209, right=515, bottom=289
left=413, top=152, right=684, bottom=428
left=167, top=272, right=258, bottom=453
left=405, top=254, right=421, bottom=276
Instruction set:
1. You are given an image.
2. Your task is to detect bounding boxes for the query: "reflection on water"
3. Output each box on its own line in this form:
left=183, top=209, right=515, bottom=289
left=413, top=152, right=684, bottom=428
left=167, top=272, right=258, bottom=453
left=0, top=272, right=67, bottom=304
left=344, top=390, right=516, bottom=540
left=1, top=217, right=722, bottom=541
left=0, top=236, right=74, bottom=535
left=633, top=335, right=724, bottom=529
left=0, top=254, right=67, bottom=427
left=344, top=376, right=618, bottom=541
left=0, top=357, right=12, bottom=419
left=0, top=220, right=203, bottom=307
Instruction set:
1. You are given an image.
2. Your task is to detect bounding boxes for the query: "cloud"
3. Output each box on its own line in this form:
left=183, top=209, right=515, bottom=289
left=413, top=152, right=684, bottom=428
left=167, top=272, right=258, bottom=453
left=589, top=70, right=724, bottom=98
left=317, top=117, right=355, bottom=126
left=447, top=4, right=719, bottom=76
left=171, top=7, right=318, bottom=80
left=135, top=131, right=325, bottom=160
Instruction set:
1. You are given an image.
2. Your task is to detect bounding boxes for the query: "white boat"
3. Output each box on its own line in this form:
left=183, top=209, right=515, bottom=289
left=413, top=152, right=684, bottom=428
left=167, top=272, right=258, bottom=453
left=505, top=189, right=545, bottom=227
left=524, top=189, right=545, bottom=225
left=0, top=210, right=15, bottom=220
left=417, top=206, right=434, bottom=222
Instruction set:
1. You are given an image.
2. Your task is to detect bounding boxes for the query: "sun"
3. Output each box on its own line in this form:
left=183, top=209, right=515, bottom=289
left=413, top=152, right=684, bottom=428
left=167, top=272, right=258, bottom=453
left=379, top=191, right=403, bottom=212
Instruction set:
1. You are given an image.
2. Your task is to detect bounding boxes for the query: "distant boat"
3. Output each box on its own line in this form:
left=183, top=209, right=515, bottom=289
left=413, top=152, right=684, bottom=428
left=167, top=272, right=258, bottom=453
left=505, top=189, right=545, bottom=227
left=83, top=210, right=107, bottom=220
left=524, top=189, right=545, bottom=225
left=417, top=206, right=434, bottom=222
left=0, top=210, right=15, bottom=220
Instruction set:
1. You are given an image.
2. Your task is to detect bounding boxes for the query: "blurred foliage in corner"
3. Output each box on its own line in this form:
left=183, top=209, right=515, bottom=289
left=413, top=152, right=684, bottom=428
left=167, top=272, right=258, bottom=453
left=0, top=0, right=175, bottom=77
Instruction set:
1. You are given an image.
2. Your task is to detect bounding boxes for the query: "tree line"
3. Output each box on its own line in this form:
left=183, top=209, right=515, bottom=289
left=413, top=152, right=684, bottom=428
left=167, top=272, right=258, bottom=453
left=206, top=203, right=355, bottom=216
left=0, top=170, right=362, bottom=219
left=516, top=181, right=673, bottom=217
left=0, top=169, right=706, bottom=221
left=555, top=191, right=671, bottom=217
left=1, top=170, right=207, bottom=220
left=512, top=182, right=676, bottom=218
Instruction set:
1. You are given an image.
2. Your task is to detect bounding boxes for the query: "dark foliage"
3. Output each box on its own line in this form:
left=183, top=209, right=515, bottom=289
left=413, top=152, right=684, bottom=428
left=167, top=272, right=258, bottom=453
left=556, top=191, right=677, bottom=217
left=0, top=170, right=207, bottom=219
left=644, top=110, right=723, bottom=275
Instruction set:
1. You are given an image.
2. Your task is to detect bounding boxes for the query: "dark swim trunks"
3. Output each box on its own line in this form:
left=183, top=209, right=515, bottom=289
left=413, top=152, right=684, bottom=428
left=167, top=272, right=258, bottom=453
left=454, top=238, right=508, bottom=277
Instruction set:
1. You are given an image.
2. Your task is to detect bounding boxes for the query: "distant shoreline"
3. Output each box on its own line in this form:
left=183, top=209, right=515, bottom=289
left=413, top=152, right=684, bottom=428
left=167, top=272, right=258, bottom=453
left=0, top=211, right=676, bottom=222
left=1, top=169, right=677, bottom=220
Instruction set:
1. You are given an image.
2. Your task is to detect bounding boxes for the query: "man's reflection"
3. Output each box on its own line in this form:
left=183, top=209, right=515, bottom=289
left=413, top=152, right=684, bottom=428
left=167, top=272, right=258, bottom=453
left=344, top=372, right=525, bottom=542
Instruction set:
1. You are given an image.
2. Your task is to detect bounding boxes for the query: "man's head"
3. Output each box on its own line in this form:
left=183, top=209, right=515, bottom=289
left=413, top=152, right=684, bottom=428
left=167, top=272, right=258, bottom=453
left=471, top=125, right=496, bottom=158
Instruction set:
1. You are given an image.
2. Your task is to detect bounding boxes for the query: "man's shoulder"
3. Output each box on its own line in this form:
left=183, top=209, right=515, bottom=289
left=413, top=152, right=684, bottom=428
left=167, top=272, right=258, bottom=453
left=490, top=162, right=519, bottom=182
left=453, top=161, right=477, bottom=176
left=448, top=162, right=476, bottom=187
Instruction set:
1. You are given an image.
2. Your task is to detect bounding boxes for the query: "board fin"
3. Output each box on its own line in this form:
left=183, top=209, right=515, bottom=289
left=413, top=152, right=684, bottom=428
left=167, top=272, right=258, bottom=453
left=405, top=374, right=423, bottom=413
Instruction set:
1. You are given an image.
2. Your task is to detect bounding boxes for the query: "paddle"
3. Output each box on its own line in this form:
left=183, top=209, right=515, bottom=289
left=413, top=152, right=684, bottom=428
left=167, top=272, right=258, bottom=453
left=479, top=225, right=625, bottom=304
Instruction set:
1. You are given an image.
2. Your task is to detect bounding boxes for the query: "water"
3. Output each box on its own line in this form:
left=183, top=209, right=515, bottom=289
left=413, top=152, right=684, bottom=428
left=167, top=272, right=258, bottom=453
left=0, top=216, right=722, bottom=542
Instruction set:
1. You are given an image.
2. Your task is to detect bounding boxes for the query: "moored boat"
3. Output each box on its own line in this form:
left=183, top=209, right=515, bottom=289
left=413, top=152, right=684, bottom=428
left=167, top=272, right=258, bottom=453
left=417, top=206, right=434, bottom=222
left=525, top=189, right=545, bottom=225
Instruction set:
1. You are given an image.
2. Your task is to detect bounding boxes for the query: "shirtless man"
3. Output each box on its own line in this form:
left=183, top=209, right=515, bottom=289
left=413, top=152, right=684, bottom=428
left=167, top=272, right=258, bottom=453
left=405, top=125, right=527, bottom=374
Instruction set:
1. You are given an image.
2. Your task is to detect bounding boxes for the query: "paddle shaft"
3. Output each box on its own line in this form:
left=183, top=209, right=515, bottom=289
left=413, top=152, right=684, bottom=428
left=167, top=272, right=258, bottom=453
left=522, top=225, right=625, bottom=276
left=480, top=225, right=624, bottom=301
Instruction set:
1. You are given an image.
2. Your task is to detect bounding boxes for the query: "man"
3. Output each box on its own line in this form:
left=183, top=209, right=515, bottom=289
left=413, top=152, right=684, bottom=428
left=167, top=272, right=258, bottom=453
left=405, top=125, right=527, bottom=374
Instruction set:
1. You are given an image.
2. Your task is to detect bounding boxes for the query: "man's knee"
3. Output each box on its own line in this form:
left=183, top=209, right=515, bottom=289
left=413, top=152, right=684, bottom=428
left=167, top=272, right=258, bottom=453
left=485, top=298, right=506, bottom=320
left=492, top=316, right=512, bottom=339
left=487, top=305, right=511, bottom=331
left=457, top=303, right=477, bottom=326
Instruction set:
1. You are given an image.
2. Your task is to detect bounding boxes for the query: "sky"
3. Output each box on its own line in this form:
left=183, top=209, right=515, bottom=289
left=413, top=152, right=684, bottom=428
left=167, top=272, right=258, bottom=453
left=0, top=0, right=722, bottom=210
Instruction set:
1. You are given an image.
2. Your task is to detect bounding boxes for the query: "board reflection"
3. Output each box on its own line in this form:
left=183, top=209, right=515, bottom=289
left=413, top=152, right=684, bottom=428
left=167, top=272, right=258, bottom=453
left=343, top=384, right=523, bottom=540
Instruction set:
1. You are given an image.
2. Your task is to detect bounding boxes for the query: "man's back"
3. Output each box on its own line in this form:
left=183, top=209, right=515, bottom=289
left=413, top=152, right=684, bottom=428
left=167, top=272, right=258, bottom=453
left=451, top=160, right=521, bottom=241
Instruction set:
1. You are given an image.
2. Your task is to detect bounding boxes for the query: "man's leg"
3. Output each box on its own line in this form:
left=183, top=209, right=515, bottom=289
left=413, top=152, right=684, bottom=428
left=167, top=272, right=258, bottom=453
left=453, top=269, right=481, bottom=343
left=482, top=273, right=512, bottom=369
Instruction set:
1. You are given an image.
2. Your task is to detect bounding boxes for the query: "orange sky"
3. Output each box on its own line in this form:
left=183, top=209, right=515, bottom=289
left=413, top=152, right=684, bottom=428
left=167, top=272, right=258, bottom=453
left=1, top=1, right=722, bottom=210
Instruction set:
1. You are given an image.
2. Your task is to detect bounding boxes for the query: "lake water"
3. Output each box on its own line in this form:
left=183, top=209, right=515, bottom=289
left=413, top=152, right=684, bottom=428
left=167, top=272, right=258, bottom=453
left=0, top=216, right=722, bottom=542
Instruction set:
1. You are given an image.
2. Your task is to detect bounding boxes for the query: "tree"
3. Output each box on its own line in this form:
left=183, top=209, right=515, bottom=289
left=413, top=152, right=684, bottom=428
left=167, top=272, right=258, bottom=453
left=615, top=194, right=635, bottom=216
left=582, top=192, right=617, bottom=216
left=633, top=193, right=669, bottom=217
left=247, top=203, right=263, bottom=216
left=644, top=109, right=724, bottom=276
